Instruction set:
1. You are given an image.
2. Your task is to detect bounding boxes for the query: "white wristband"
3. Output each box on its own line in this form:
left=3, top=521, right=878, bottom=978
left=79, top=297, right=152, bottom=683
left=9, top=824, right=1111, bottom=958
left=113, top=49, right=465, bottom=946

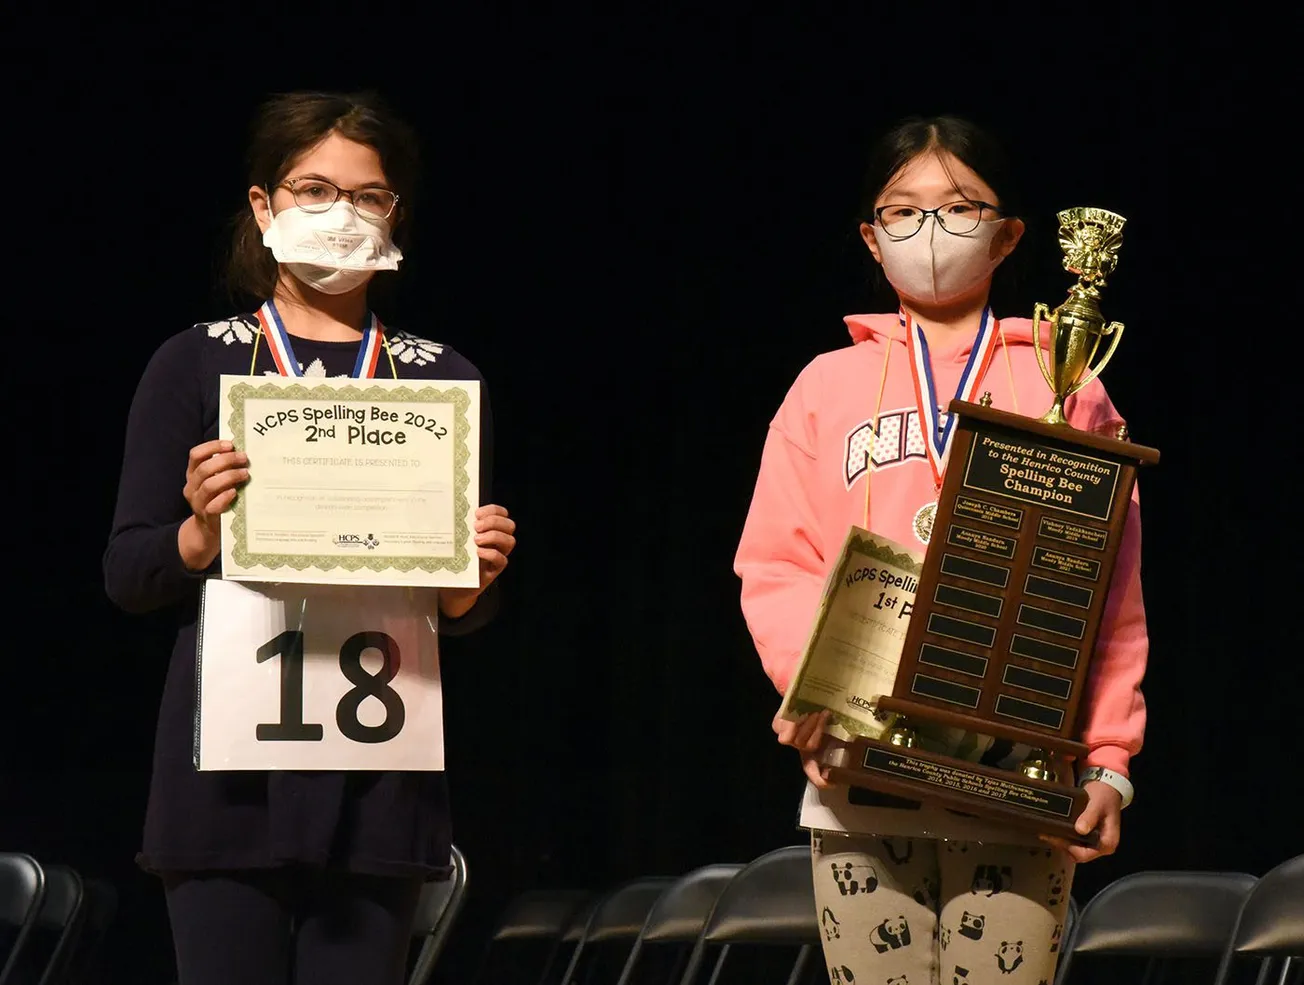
left=1079, top=766, right=1134, bottom=809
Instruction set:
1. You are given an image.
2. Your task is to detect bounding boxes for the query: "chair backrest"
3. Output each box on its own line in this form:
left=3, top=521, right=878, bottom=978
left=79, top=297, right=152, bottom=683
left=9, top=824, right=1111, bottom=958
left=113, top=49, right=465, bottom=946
left=1054, top=870, right=1258, bottom=985
left=641, top=864, right=745, bottom=945
left=614, top=864, right=744, bottom=985
left=470, top=890, right=592, bottom=985
left=557, top=877, right=675, bottom=985
left=699, top=846, right=817, bottom=946
left=1230, top=854, right=1304, bottom=956
left=581, top=877, right=676, bottom=945
left=0, top=854, right=45, bottom=929
left=34, top=866, right=83, bottom=933
left=412, top=844, right=468, bottom=936
left=0, top=852, right=46, bottom=985
left=495, top=890, right=594, bottom=942
left=674, top=847, right=816, bottom=985
left=408, top=845, right=468, bottom=985
left=1210, top=854, right=1304, bottom=985
left=1067, top=871, right=1258, bottom=956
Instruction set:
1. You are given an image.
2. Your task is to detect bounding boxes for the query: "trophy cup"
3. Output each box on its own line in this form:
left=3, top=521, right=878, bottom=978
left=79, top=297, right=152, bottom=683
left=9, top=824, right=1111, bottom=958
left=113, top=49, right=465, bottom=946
left=825, top=208, right=1160, bottom=846
left=1034, top=208, right=1128, bottom=426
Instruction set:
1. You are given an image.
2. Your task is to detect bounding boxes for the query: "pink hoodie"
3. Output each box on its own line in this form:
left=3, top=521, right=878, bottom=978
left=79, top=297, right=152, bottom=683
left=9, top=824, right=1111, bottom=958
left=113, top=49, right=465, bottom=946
left=734, top=313, right=1148, bottom=776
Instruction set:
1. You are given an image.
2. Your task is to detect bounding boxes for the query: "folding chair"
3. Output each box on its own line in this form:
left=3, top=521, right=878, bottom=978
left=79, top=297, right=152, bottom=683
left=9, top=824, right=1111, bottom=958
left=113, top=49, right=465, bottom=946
left=677, top=846, right=819, bottom=985
left=28, top=864, right=86, bottom=985
left=59, top=878, right=116, bottom=985
left=1054, top=869, right=1258, bottom=985
left=1213, top=854, right=1304, bottom=985
left=408, top=844, right=469, bottom=985
left=558, top=876, right=675, bottom=985
left=469, top=888, right=592, bottom=985
left=614, top=864, right=745, bottom=985
left=546, top=896, right=599, bottom=985
left=0, top=852, right=46, bottom=985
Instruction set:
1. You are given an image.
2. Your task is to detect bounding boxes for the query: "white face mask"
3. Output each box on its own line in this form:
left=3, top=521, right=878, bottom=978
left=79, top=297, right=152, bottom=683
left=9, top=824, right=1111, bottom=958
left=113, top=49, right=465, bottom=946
left=262, top=200, right=403, bottom=296
left=872, top=215, right=1005, bottom=305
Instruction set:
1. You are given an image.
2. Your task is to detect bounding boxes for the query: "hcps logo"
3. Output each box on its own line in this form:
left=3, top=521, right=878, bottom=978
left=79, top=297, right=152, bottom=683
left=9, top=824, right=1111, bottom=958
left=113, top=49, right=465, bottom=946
left=334, top=533, right=380, bottom=550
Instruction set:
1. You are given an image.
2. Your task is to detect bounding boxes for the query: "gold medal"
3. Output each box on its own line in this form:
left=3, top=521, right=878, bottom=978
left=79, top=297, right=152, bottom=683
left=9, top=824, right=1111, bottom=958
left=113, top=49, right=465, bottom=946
left=913, top=501, right=937, bottom=545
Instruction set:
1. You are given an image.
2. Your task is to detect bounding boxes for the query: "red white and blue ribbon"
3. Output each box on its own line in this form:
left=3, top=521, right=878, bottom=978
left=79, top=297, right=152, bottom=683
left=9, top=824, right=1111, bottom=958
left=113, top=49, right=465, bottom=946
left=255, top=300, right=386, bottom=379
left=904, top=305, right=999, bottom=487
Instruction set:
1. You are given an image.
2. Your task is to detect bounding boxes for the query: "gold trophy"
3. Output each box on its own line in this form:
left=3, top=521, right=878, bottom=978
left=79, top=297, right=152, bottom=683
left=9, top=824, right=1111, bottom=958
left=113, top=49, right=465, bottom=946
left=1032, top=207, right=1128, bottom=426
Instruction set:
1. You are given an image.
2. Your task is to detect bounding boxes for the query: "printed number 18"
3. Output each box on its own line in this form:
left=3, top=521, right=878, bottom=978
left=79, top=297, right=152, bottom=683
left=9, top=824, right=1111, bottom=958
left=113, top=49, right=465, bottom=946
left=255, top=630, right=406, bottom=744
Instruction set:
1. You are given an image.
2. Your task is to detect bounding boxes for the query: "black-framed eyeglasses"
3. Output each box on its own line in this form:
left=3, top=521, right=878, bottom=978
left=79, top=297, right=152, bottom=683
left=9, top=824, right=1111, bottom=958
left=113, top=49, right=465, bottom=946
left=873, top=200, right=1004, bottom=240
left=275, top=177, right=400, bottom=221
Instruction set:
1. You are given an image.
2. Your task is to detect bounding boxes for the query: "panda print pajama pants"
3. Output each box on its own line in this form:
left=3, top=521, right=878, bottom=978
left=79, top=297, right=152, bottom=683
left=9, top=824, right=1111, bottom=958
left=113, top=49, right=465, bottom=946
left=811, top=832, right=1074, bottom=985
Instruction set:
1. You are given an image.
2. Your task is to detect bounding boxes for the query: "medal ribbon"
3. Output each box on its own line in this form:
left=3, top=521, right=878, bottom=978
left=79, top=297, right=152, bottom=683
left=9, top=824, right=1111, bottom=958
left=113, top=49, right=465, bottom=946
left=904, top=305, right=1000, bottom=487
left=255, top=299, right=386, bottom=379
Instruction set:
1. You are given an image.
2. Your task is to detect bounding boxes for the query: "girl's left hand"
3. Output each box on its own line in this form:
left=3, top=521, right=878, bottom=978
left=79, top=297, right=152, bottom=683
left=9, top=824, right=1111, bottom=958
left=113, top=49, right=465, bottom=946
left=439, top=505, right=517, bottom=618
left=1040, top=780, right=1122, bottom=863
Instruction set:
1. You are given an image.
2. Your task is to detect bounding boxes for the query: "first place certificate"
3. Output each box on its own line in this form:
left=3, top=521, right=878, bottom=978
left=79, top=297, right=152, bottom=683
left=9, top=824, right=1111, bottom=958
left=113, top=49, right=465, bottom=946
left=219, top=375, right=481, bottom=588
left=778, top=526, right=924, bottom=742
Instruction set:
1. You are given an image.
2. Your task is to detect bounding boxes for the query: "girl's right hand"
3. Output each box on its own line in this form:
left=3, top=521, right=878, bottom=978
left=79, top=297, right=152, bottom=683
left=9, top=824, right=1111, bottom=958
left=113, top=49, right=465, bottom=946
left=184, top=440, right=250, bottom=531
left=183, top=438, right=249, bottom=534
left=773, top=709, right=834, bottom=789
left=178, top=441, right=250, bottom=570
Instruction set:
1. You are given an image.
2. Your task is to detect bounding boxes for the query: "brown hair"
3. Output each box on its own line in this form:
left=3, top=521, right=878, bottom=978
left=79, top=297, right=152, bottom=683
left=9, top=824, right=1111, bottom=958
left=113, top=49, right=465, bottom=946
left=225, top=90, right=420, bottom=303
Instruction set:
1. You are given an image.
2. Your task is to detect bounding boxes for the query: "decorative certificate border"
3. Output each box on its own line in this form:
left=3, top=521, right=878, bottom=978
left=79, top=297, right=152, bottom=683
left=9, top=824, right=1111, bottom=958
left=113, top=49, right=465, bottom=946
left=224, top=380, right=474, bottom=576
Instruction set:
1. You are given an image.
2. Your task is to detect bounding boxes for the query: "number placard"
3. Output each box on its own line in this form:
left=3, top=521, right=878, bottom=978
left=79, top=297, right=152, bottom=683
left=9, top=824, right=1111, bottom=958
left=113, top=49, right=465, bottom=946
left=196, top=578, right=444, bottom=771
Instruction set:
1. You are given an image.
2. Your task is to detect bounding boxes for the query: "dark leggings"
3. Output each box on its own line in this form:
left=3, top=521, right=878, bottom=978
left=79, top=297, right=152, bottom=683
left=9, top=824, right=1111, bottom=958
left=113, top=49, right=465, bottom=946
left=163, top=868, right=423, bottom=985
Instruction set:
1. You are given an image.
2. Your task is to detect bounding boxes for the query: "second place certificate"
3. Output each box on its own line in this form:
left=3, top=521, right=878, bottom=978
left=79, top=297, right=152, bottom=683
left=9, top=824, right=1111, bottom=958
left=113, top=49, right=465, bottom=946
left=219, top=375, right=481, bottom=588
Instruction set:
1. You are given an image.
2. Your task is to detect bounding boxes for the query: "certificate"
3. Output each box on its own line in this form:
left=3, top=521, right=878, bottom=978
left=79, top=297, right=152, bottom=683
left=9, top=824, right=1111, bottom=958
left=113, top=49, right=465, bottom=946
left=779, top=527, right=924, bottom=742
left=195, top=578, right=444, bottom=771
left=219, top=375, right=480, bottom=588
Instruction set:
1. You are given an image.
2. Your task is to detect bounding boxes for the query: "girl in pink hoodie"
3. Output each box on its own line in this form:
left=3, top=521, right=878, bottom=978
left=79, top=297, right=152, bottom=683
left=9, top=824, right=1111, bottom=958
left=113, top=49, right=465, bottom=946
left=734, top=116, right=1147, bottom=985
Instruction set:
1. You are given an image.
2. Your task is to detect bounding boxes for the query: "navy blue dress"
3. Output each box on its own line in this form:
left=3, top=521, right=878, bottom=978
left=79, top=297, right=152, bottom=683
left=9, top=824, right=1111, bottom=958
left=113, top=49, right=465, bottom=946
left=103, top=315, right=498, bottom=882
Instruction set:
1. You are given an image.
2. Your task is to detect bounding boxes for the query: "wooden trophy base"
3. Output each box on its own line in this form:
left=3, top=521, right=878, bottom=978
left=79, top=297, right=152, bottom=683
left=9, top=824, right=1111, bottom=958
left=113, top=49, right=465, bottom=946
left=826, top=698, right=1098, bottom=847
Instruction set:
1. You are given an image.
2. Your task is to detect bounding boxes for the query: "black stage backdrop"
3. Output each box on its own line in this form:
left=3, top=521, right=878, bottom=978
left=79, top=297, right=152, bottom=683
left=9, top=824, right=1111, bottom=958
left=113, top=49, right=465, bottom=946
left=1, top=8, right=1292, bottom=985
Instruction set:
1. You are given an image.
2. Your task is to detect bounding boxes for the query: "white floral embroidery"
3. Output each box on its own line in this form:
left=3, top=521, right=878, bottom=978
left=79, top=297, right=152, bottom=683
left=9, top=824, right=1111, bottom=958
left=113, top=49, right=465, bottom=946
left=387, top=331, right=444, bottom=367
left=206, top=317, right=257, bottom=346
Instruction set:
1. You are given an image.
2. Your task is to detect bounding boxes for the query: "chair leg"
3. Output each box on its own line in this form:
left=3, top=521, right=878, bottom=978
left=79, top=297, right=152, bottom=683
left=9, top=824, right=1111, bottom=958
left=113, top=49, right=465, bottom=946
left=1052, top=947, right=1074, bottom=985
left=677, top=939, right=708, bottom=985
left=784, top=944, right=814, bottom=985
left=407, top=936, right=436, bottom=985
left=535, top=941, right=569, bottom=985
left=1134, top=955, right=1175, bottom=985
left=703, top=944, right=730, bottom=985
left=558, top=939, right=587, bottom=985
left=613, top=938, right=643, bottom=985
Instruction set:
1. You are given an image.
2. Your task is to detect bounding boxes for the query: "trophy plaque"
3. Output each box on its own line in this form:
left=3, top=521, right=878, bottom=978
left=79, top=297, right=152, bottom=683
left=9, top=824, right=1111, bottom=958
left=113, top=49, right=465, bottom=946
left=825, top=208, right=1159, bottom=846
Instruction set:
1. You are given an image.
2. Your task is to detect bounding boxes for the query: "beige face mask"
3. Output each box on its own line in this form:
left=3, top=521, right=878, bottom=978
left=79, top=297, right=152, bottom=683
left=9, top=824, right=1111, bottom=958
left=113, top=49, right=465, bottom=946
left=872, top=215, right=1005, bottom=305
left=262, top=201, right=403, bottom=296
